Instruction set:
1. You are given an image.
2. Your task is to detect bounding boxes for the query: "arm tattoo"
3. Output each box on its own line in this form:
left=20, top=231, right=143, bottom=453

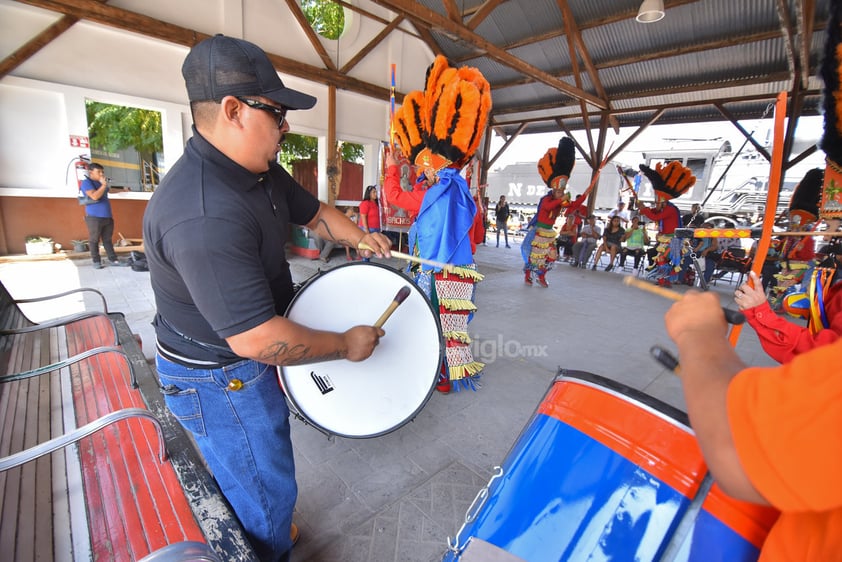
left=259, top=340, right=345, bottom=366
left=318, top=217, right=358, bottom=247
left=318, top=218, right=338, bottom=242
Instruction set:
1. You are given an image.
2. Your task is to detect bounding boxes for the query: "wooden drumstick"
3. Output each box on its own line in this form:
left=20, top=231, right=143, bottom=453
left=358, top=242, right=457, bottom=272
left=374, top=285, right=412, bottom=328
left=622, top=276, right=746, bottom=325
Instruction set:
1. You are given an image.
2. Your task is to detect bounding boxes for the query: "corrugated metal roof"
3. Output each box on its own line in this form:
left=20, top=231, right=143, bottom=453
left=387, top=0, right=830, bottom=151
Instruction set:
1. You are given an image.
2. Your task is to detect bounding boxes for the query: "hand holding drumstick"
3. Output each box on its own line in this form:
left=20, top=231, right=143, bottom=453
left=623, top=277, right=745, bottom=325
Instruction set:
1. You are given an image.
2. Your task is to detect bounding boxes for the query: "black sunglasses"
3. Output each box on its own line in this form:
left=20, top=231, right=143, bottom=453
left=236, top=97, right=288, bottom=128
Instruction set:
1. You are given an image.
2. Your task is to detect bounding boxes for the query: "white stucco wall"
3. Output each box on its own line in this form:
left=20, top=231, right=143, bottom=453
left=0, top=0, right=435, bottom=201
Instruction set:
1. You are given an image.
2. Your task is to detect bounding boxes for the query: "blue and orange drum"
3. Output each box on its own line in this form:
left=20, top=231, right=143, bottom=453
left=444, top=371, right=778, bottom=561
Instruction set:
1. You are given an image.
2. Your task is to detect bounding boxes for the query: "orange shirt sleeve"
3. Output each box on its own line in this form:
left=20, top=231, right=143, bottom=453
left=727, top=339, right=842, bottom=512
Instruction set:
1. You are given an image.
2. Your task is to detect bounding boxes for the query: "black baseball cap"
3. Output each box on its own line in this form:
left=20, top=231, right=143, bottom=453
left=182, top=34, right=316, bottom=110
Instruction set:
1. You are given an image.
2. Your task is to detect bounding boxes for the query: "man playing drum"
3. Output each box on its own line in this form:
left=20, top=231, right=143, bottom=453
left=664, top=291, right=841, bottom=561
left=142, top=34, right=392, bottom=561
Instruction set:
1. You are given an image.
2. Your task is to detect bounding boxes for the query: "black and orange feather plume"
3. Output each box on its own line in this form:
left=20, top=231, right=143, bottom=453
left=788, top=168, right=824, bottom=225
left=392, top=90, right=427, bottom=163
left=538, top=137, right=575, bottom=189
left=639, top=161, right=696, bottom=201
left=423, top=55, right=492, bottom=169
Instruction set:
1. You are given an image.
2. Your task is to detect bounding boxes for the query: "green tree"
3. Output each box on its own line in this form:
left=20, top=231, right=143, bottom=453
left=300, top=0, right=345, bottom=40
left=85, top=100, right=163, bottom=158
left=279, top=133, right=363, bottom=169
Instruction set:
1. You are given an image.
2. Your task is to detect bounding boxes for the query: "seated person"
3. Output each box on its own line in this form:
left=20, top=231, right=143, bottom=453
left=682, top=203, right=706, bottom=228
left=607, top=201, right=631, bottom=228
left=555, top=214, right=578, bottom=261
left=570, top=214, right=601, bottom=268
left=688, top=225, right=720, bottom=285
left=748, top=237, right=783, bottom=291
left=591, top=215, right=625, bottom=271
left=619, top=216, right=650, bottom=270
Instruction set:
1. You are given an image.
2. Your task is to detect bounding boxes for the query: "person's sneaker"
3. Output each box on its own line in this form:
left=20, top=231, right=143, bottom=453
left=570, top=261, right=578, bottom=267
left=605, top=265, right=614, bottom=272
left=290, top=523, right=300, bottom=546
left=109, top=259, right=130, bottom=267
left=93, top=262, right=104, bottom=270
left=590, top=264, right=597, bottom=271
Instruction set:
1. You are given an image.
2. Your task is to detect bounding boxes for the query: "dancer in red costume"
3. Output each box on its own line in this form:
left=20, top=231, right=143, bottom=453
left=521, top=137, right=590, bottom=286
left=637, top=162, right=696, bottom=287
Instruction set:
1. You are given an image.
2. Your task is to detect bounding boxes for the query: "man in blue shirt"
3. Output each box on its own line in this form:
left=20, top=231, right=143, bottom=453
left=80, top=163, right=128, bottom=269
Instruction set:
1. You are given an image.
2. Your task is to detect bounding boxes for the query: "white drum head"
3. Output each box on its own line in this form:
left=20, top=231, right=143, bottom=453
left=280, top=263, right=443, bottom=438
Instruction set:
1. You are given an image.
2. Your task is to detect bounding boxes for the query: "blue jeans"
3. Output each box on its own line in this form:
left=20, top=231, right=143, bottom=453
left=156, top=354, right=296, bottom=561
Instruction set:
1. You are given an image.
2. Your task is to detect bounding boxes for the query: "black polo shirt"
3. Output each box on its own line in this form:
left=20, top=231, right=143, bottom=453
left=143, top=128, right=320, bottom=364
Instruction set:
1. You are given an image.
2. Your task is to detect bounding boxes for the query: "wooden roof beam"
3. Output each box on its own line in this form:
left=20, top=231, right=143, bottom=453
left=491, top=29, right=789, bottom=92
left=332, top=0, right=423, bottom=41
left=372, top=0, right=607, bottom=109
left=1, top=0, right=109, bottom=79
left=406, top=18, right=443, bottom=56
left=466, top=0, right=507, bottom=31
left=487, top=122, right=527, bottom=168
left=340, top=15, right=403, bottom=74
left=715, top=102, right=772, bottom=161
left=555, top=119, right=594, bottom=169
left=776, top=0, right=798, bottom=86
left=441, top=0, right=461, bottom=23
left=605, top=109, right=666, bottom=162
left=283, top=0, right=337, bottom=72
left=0, top=15, right=77, bottom=79
left=16, top=0, right=399, bottom=103
left=798, top=0, right=817, bottom=87
left=489, top=90, right=815, bottom=128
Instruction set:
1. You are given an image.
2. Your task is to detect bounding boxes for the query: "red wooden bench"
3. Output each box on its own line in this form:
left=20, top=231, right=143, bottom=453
left=0, top=282, right=257, bottom=560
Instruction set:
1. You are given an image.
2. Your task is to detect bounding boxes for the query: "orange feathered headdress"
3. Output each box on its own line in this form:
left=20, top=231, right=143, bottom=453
left=395, top=56, right=491, bottom=177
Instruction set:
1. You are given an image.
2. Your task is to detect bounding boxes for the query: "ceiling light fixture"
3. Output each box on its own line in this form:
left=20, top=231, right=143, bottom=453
left=636, top=0, right=665, bottom=23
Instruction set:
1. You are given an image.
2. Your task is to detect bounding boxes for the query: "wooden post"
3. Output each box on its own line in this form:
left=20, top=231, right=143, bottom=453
left=327, top=84, right=338, bottom=206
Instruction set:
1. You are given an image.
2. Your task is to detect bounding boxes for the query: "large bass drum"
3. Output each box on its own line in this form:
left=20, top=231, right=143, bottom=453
left=444, top=370, right=779, bottom=562
left=279, top=263, right=443, bottom=439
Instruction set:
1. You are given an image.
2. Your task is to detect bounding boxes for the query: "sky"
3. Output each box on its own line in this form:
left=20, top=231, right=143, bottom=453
left=488, top=115, right=827, bottom=172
